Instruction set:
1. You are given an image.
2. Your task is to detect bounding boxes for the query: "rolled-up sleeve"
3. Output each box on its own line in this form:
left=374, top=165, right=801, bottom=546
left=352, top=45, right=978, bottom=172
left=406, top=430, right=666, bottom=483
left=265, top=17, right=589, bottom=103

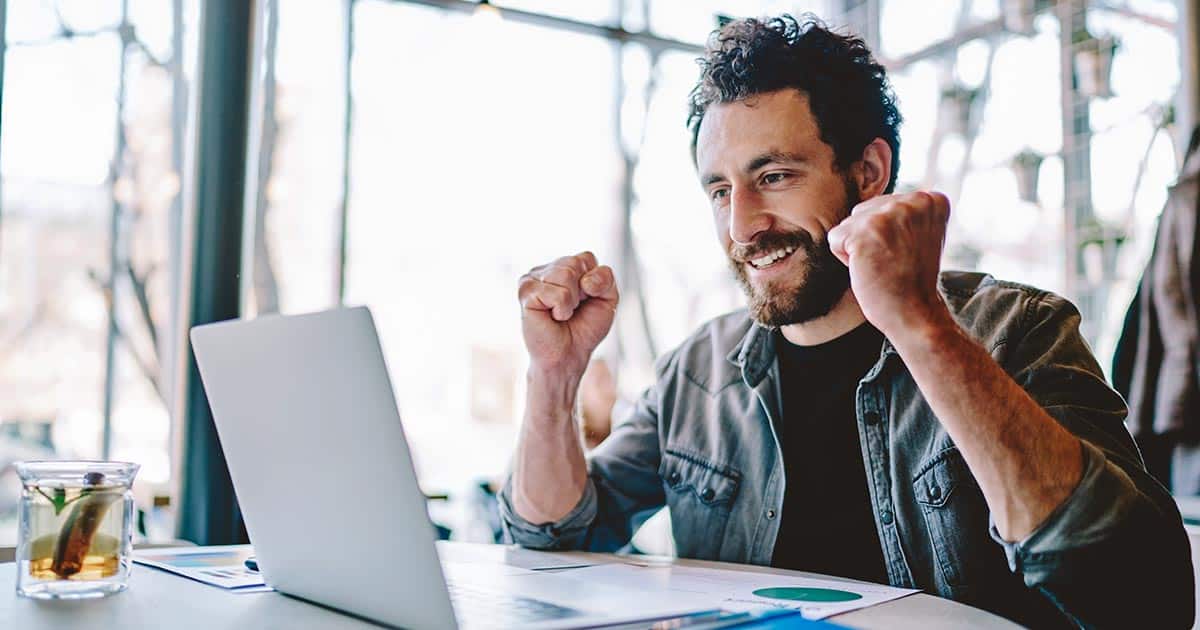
left=498, top=355, right=673, bottom=552
left=498, top=474, right=599, bottom=549
left=995, top=292, right=1194, bottom=627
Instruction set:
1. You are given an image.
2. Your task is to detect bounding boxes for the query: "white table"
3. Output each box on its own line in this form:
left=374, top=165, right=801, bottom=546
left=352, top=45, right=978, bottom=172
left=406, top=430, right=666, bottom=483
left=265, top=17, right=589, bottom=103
left=0, top=542, right=1019, bottom=629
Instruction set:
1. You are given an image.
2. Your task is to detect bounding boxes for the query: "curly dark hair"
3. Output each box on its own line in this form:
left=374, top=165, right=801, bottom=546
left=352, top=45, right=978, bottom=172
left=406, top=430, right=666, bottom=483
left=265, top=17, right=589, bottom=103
left=688, top=14, right=902, bottom=193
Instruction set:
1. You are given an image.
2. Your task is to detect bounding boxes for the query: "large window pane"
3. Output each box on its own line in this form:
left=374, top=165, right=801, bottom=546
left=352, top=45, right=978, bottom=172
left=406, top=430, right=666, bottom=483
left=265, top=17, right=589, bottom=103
left=883, top=0, right=1181, bottom=362
left=346, top=2, right=619, bottom=492
left=0, top=0, right=198, bottom=544
left=245, top=0, right=347, bottom=317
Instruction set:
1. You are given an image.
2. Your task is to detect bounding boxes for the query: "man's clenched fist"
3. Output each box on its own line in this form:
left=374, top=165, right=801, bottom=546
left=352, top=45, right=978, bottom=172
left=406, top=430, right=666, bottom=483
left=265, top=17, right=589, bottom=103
left=828, top=190, right=952, bottom=338
left=518, top=252, right=618, bottom=376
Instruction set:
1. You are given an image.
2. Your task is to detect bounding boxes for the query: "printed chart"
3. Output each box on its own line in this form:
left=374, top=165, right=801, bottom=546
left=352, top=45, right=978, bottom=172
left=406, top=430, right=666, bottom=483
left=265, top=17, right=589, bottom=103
left=133, top=545, right=270, bottom=592
left=558, top=563, right=918, bottom=619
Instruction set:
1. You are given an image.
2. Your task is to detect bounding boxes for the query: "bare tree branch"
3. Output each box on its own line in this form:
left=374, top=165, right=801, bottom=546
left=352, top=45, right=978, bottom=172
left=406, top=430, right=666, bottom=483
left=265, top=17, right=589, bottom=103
left=125, top=261, right=160, bottom=352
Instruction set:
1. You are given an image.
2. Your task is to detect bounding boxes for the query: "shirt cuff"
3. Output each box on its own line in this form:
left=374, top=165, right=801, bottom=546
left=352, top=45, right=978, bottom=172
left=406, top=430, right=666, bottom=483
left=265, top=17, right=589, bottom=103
left=989, top=439, right=1140, bottom=578
left=497, top=475, right=598, bottom=549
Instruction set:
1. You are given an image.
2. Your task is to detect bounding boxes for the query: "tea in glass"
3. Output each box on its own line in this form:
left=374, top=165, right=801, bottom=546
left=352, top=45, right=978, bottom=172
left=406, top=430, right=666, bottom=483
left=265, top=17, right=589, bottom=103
left=15, top=461, right=139, bottom=599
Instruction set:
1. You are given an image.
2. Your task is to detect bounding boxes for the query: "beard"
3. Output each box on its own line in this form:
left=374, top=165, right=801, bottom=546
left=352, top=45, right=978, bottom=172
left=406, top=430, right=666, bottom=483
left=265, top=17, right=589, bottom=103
left=728, top=179, right=859, bottom=329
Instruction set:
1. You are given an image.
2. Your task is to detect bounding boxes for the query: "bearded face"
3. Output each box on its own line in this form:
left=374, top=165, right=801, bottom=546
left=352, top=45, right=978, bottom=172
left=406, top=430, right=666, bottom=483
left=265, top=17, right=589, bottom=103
left=695, top=91, right=868, bottom=329
left=727, top=178, right=859, bottom=328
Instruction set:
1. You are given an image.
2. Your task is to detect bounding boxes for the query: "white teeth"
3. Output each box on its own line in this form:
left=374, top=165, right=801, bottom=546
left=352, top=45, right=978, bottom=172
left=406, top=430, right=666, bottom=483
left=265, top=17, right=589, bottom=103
left=749, top=247, right=795, bottom=268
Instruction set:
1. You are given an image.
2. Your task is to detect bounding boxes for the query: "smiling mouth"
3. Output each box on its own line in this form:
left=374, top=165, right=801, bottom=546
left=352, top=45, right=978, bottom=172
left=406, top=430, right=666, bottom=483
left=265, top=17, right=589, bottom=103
left=747, top=246, right=797, bottom=270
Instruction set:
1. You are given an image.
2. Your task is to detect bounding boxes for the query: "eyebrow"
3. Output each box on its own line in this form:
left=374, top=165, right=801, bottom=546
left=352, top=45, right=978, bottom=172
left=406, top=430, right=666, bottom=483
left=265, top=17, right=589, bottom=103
left=701, top=150, right=809, bottom=187
left=747, top=151, right=808, bottom=172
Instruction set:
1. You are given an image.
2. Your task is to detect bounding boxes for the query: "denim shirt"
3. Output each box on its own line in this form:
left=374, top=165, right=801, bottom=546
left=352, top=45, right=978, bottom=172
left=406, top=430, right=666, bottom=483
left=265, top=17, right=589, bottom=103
left=499, top=272, right=1195, bottom=628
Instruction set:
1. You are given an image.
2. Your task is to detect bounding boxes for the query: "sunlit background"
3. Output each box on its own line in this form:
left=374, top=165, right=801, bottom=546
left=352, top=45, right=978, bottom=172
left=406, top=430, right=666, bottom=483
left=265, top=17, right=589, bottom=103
left=0, top=0, right=1188, bottom=543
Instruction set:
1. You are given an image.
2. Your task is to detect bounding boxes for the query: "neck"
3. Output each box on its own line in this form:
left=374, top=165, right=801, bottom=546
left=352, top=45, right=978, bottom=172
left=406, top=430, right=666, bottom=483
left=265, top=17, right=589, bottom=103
left=779, top=290, right=866, bottom=346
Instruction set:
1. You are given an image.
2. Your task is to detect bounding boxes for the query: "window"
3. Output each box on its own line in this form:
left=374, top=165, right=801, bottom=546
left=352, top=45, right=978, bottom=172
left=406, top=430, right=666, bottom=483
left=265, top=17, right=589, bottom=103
left=881, top=0, right=1180, bottom=364
left=0, top=0, right=200, bottom=543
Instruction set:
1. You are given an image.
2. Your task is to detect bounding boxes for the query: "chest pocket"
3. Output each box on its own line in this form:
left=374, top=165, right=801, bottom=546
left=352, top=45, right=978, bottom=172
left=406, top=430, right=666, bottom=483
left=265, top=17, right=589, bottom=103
left=913, top=448, right=1009, bottom=599
left=660, top=447, right=741, bottom=560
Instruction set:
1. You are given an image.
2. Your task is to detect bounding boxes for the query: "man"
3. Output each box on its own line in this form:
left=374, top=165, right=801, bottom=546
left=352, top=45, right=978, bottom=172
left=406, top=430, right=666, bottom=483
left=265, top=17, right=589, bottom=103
left=501, top=15, right=1194, bottom=628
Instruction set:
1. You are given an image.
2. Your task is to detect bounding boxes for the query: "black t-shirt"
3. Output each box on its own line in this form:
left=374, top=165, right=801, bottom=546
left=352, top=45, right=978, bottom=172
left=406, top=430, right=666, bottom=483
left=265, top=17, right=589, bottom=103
left=769, top=322, right=889, bottom=583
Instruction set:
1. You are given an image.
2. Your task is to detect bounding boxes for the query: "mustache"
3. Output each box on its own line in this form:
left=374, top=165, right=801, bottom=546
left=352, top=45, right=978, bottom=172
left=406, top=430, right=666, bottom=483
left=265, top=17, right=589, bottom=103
left=728, top=230, right=820, bottom=263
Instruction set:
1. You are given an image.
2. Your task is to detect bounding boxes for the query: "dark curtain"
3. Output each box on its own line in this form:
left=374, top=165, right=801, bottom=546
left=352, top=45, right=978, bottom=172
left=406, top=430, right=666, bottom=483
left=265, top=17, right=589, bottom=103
left=177, top=0, right=255, bottom=545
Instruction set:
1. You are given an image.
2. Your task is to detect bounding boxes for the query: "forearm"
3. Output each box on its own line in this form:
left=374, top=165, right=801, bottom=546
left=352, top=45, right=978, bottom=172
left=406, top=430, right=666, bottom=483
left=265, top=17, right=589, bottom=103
left=511, top=368, right=589, bottom=524
left=890, top=312, right=1083, bottom=542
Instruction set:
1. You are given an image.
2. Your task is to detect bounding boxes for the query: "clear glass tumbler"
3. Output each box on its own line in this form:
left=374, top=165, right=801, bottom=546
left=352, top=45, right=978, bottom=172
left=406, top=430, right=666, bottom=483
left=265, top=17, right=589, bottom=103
left=15, top=461, right=140, bottom=599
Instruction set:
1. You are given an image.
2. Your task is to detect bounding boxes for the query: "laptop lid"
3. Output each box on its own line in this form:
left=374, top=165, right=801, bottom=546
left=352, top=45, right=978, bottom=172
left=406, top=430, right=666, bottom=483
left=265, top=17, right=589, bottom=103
left=190, top=306, right=457, bottom=630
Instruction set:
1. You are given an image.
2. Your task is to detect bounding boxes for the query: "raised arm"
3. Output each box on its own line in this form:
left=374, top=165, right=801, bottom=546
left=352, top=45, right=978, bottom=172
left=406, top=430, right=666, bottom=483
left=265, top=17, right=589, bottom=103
left=830, top=189, right=1194, bottom=626
left=511, top=252, right=618, bottom=525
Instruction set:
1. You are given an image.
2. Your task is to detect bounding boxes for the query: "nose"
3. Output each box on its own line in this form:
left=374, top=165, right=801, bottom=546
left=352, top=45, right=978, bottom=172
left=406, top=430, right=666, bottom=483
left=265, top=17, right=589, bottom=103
left=728, top=186, right=771, bottom=246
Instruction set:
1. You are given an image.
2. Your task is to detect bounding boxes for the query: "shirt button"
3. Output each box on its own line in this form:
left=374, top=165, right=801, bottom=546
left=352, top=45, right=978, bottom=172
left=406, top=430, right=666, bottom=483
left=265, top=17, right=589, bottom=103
left=880, top=510, right=894, bottom=525
left=929, top=484, right=942, bottom=500
left=864, top=411, right=882, bottom=425
left=700, top=488, right=715, bottom=501
left=668, top=472, right=681, bottom=484
left=766, top=509, right=777, bottom=519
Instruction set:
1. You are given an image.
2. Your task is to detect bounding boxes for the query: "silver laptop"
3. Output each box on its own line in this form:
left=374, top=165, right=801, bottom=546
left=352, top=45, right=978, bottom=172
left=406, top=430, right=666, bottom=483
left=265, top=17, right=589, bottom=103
left=190, top=307, right=710, bottom=629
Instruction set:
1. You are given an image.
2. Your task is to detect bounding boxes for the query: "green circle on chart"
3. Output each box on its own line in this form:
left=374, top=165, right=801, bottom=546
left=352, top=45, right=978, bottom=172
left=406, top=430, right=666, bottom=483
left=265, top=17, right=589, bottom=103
left=752, top=587, right=863, bottom=603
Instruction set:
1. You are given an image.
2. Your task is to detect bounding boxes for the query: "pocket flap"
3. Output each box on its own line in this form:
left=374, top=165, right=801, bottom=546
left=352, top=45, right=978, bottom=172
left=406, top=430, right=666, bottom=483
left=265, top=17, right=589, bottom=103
left=660, top=448, right=740, bottom=507
left=913, top=448, right=975, bottom=508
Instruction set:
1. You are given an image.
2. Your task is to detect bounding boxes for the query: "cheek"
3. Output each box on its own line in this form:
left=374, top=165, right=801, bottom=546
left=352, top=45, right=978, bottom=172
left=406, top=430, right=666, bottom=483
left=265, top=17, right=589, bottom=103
left=712, top=208, right=732, bottom=248
left=771, top=188, right=846, bottom=238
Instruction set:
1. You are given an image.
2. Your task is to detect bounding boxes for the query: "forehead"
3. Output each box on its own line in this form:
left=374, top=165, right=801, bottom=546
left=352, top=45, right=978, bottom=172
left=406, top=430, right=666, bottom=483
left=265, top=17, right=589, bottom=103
left=695, top=89, right=828, bottom=175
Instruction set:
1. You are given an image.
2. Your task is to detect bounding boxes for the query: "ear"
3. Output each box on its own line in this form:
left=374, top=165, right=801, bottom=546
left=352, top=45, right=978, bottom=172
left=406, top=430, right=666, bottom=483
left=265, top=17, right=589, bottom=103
left=852, top=138, right=892, bottom=199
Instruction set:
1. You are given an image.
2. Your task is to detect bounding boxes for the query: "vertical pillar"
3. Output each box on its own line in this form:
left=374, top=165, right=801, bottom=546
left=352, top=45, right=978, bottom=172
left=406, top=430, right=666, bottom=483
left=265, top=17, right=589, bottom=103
left=177, top=0, right=256, bottom=545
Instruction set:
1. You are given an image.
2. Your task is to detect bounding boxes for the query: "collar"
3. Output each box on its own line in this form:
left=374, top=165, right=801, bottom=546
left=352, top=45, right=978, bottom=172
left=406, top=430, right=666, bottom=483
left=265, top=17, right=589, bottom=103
left=726, top=318, right=899, bottom=387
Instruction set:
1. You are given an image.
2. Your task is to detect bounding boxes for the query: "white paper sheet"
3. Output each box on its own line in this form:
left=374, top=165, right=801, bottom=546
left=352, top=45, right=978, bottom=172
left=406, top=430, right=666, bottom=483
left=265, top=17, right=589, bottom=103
left=559, top=563, right=919, bottom=620
left=441, top=560, right=542, bottom=579
left=229, top=584, right=276, bottom=594
left=435, top=541, right=609, bottom=571
left=133, top=545, right=265, bottom=589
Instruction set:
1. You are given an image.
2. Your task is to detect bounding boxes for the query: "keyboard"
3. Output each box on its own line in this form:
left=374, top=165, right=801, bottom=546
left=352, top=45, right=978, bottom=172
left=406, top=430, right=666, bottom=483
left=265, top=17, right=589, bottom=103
left=448, top=580, right=586, bottom=628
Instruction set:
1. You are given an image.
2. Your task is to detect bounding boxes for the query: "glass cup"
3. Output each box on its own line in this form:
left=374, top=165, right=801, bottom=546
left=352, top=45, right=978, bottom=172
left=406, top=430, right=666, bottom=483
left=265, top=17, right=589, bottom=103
left=15, top=461, right=140, bottom=600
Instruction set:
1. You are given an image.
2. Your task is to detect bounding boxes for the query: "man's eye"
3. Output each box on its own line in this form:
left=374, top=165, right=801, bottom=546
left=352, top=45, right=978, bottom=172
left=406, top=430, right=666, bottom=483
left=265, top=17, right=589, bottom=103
left=762, top=172, right=789, bottom=185
left=711, top=188, right=729, bottom=201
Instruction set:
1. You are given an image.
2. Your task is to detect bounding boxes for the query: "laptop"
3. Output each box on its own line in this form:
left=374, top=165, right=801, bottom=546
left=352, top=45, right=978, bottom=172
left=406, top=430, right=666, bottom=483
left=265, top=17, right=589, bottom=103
left=190, top=307, right=712, bottom=629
